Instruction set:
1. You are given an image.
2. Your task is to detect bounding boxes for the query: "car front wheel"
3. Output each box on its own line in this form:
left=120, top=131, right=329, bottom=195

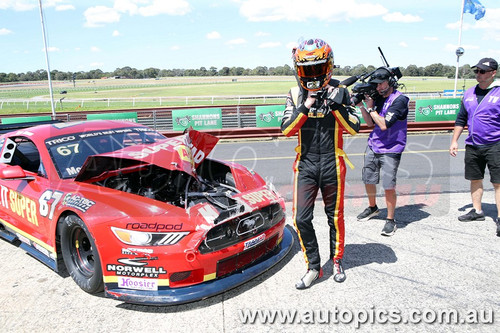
left=60, top=215, right=104, bottom=294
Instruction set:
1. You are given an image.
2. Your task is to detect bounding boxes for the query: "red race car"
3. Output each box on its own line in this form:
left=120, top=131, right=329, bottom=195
left=0, top=120, right=293, bottom=305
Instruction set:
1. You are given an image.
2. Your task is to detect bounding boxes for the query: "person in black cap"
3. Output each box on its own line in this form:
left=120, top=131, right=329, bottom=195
left=449, top=57, right=500, bottom=237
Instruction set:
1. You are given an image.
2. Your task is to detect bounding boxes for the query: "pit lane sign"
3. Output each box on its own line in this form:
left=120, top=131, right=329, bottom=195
left=415, top=98, right=461, bottom=122
left=172, top=108, right=222, bottom=131
left=255, top=105, right=284, bottom=128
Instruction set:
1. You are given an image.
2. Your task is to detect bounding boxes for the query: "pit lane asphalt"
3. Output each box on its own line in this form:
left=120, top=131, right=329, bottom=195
left=1, top=135, right=499, bottom=333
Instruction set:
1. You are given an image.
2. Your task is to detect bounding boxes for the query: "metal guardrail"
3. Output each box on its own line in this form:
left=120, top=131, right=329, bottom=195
left=0, top=102, right=455, bottom=140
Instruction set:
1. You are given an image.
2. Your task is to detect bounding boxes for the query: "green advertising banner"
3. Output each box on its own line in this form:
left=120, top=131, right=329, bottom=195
left=1, top=115, right=52, bottom=124
left=415, top=98, right=461, bottom=122
left=255, top=105, right=284, bottom=127
left=86, top=112, right=137, bottom=122
left=172, top=108, right=222, bottom=131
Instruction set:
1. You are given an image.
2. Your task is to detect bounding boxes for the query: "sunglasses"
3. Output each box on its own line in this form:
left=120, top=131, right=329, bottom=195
left=473, top=69, right=492, bottom=74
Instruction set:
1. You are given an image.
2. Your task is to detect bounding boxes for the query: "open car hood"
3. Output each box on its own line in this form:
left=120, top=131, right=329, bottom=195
left=75, top=128, right=219, bottom=182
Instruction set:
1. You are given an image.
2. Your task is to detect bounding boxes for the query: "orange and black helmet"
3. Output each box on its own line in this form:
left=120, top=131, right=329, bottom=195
left=293, top=38, right=334, bottom=91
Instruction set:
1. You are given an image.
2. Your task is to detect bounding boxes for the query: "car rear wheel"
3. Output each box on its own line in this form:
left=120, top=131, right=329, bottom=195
left=60, top=215, right=104, bottom=294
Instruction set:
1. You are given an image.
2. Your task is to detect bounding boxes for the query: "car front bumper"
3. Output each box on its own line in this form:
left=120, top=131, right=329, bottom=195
left=104, top=226, right=294, bottom=305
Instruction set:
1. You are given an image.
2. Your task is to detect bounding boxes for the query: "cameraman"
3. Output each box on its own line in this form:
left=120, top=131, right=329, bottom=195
left=281, top=38, right=360, bottom=289
left=355, top=67, right=409, bottom=236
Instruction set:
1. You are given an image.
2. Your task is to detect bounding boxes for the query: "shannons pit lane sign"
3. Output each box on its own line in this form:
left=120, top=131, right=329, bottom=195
left=172, top=108, right=222, bottom=131
left=415, top=98, right=461, bottom=122
left=255, top=105, right=284, bottom=127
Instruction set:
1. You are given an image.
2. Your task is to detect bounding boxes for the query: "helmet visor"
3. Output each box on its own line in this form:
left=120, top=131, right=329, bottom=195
left=296, top=59, right=330, bottom=78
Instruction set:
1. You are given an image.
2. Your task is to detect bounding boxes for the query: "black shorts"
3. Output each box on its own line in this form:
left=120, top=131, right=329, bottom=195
left=464, top=142, right=500, bottom=183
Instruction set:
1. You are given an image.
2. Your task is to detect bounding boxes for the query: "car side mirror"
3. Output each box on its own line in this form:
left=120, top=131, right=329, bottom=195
left=0, top=165, right=34, bottom=180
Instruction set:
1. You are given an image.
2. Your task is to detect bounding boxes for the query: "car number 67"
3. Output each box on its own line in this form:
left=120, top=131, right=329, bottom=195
left=39, top=190, right=64, bottom=220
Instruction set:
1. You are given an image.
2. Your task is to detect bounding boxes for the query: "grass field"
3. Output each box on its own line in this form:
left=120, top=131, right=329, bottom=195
left=0, top=76, right=475, bottom=114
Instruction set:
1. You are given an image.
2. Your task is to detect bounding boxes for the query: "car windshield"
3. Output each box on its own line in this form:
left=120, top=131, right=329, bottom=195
left=45, top=126, right=166, bottom=179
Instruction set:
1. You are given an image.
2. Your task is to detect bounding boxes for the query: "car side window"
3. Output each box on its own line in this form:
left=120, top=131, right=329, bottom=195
left=1, top=137, right=43, bottom=175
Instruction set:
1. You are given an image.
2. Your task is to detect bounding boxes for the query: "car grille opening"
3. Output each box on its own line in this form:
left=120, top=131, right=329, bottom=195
left=216, top=234, right=279, bottom=278
left=198, top=203, right=284, bottom=254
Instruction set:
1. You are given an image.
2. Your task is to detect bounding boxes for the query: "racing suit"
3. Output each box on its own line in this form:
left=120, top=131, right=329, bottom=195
left=281, top=79, right=360, bottom=271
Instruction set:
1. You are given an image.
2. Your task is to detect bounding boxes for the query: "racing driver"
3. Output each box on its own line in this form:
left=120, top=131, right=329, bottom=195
left=281, top=38, right=360, bottom=289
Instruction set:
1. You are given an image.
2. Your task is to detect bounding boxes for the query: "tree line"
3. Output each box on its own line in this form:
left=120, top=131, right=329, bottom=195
left=0, top=63, right=492, bottom=83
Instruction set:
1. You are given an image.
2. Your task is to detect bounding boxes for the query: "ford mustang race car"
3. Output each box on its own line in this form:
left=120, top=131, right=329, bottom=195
left=0, top=120, right=293, bottom=305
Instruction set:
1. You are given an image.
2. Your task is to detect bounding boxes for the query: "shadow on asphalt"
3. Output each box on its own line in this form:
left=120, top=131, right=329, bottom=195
left=368, top=203, right=430, bottom=228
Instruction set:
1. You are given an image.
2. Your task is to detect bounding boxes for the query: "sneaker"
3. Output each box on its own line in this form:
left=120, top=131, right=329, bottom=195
left=333, top=259, right=346, bottom=283
left=381, top=219, right=397, bottom=236
left=357, top=205, right=380, bottom=221
left=295, top=268, right=323, bottom=290
left=458, top=209, right=485, bottom=222
left=496, top=218, right=500, bottom=237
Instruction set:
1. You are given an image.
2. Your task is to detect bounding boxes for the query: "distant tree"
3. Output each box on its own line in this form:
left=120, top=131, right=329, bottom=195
left=218, top=67, right=230, bottom=76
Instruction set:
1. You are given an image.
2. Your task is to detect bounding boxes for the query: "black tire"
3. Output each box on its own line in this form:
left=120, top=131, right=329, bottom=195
left=60, top=215, right=104, bottom=294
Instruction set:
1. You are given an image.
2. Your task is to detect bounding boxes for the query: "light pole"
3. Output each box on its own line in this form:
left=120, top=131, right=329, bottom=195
left=453, top=47, right=464, bottom=98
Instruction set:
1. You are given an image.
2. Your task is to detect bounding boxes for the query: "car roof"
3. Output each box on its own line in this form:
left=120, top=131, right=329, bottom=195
left=3, top=120, right=151, bottom=141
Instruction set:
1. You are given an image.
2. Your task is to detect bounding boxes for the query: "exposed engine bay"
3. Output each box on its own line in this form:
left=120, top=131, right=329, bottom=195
left=92, top=158, right=239, bottom=209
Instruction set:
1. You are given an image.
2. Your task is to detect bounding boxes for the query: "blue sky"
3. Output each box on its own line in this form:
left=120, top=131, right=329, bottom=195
left=1, top=0, right=499, bottom=74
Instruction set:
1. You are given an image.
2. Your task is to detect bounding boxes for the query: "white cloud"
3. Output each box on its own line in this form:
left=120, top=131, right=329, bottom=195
left=112, top=30, right=121, bottom=37
left=84, top=6, right=121, bottom=27
left=258, top=42, right=281, bottom=48
left=43, top=46, right=60, bottom=52
left=239, top=0, right=387, bottom=22
left=114, top=0, right=191, bottom=17
left=90, top=46, right=101, bottom=52
left=206, top=31, right=221, bottom=39
left=0, top=28, right=13, bottom=35
left=226, top=38, right=247, bottom=45
left=424, top=36, right=438, bottom=41
left=90, top=62, right=104, bottom=68
left=137, top=0, right=191, bottom=16
left=0, top=0, right=37, bottom=11
left=399, top=42, right=408, bottom=48
left=170, top=45, right=180, bottom=50
left=55, top=4, right=75, bottom=11
left=383, top=12, right=422, bottom=23
left=255, top=31, right=270, bottom=37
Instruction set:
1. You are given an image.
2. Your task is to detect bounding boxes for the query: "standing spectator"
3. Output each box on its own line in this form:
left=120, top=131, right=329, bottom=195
left=355, top=67, right=409, bottom=236
left=281, top=38, right=360, bottom=289
left=449, top=57, right=500, bottom=237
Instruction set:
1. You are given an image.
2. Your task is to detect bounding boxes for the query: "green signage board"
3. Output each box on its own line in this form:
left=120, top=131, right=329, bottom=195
left=255, top=105, right=284, bottom=127
left=172, top=108, right=222, bottom=131
left=1, top=115, right=52, bottom=124
left=415, top=98, right=461, bottom=122
left=86, top=112, right=138, bottom=122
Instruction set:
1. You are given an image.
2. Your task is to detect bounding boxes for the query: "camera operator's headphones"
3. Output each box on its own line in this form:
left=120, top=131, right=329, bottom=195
left=369, top=67, right=398, bottom=88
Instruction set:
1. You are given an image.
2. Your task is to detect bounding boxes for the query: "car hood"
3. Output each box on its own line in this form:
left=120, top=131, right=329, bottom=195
left=75, top=128, right=219, bottom=182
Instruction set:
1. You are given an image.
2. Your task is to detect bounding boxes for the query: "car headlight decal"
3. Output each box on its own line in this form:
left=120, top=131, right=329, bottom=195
left=111, top=227, right=189, bottom=246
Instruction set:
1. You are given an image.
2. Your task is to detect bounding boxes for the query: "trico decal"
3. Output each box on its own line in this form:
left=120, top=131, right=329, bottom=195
left=126, top=222, right=183, bottom=232
left=244, top=234, right=266, bottom=250
left=61, top=193, right=95, bottom=213
left=117, top=277, right=158, bottom=291
left=1, top=185, right=39, bottom=226
left=45, top=135, right=76, bottom=146
left=241, top=189, right=276, bottom=205
left=106, top=263, right=167, bottom=278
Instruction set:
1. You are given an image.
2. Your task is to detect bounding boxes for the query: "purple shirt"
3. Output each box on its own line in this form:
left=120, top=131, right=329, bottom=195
left=463, top=85, right=500, bottom=145
left=368, top=90, right=408, bottom=153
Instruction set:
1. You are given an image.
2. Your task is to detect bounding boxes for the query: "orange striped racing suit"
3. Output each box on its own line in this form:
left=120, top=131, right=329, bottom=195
left=281, top=79, right=360, bottom=271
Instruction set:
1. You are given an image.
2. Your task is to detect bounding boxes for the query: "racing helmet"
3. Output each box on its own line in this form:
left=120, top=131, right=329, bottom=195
left=293, top=38, right=334, bottom=91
